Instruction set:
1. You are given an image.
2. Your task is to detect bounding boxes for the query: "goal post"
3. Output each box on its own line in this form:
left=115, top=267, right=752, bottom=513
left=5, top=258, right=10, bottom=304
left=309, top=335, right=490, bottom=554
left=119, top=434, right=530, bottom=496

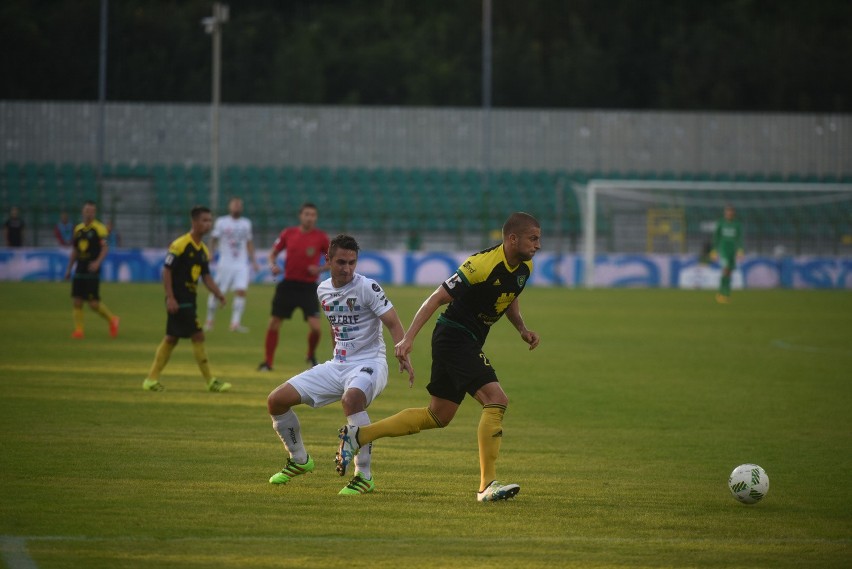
left=576, top=179, right=852, bottom=288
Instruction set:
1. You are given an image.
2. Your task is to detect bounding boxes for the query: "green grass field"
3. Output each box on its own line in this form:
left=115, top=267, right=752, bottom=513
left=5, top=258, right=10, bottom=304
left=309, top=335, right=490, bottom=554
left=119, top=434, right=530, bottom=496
left=1, top=282, right=850, bottom=568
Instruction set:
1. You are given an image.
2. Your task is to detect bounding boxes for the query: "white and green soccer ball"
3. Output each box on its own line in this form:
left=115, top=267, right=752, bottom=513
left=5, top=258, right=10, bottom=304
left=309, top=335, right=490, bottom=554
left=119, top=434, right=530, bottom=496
left=728, top=464, right=770, bottom=504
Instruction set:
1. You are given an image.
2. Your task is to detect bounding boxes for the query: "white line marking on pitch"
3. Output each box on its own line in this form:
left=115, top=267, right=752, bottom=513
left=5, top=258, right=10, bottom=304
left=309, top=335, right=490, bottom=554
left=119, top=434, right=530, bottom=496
left=0, top=536, right=39, bottom=569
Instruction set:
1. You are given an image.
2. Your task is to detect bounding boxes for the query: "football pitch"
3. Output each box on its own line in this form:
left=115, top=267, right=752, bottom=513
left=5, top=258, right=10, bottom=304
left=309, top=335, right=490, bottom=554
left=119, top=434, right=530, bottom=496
left=1, top=282, right=850, bottom=568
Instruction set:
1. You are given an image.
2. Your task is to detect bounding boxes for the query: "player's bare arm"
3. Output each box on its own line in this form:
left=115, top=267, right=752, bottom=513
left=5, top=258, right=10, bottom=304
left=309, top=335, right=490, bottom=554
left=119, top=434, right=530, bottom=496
left=268, top=249, right=281, bottom=276
left=308, top=260, right=331, bottom=276
left=394, top=285, right=453, bottom=360
left=64, top=248, right=78, bottom=280
left=89, top=238, right=108, bottom=272
left=506, top=297, right=540, bottom=350
left=162, top=268, right=179, bottom=314
left=247, top=239, right=260, bottom=272
left=380, top=307, right=415, bottom=386
left=202, top=273, right=226, bottom=306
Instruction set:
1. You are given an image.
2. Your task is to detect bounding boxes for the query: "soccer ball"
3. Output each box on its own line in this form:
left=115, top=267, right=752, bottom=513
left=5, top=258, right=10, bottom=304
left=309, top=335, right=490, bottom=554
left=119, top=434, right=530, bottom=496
left=728, top=464, right=770, bottom=504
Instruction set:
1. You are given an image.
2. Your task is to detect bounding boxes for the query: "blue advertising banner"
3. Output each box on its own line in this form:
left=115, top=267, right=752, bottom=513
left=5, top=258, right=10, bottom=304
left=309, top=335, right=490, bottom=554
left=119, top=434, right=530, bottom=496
left=1, top=247, right=850, bottom=289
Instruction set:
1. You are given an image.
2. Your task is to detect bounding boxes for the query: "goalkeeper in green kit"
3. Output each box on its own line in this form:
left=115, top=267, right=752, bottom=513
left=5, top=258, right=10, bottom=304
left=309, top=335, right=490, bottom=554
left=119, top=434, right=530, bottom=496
left=710, top=205, right=744, bottom=303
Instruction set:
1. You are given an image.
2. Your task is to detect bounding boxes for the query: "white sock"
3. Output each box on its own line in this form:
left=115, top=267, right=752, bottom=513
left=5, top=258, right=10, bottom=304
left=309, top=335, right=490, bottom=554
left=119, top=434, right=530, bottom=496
left=348, top=410, right=372, bottom=479
left=231, top=295, right=246, bottom=327
left=206, top=293, right=218, bottom=324
left=271, top=410, right=308, bottom=463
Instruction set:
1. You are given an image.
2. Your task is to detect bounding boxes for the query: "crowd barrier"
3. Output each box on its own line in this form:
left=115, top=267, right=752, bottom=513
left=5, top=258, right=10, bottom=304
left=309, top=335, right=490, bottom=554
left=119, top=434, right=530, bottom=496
left=0, top=247, right=850, bottom=289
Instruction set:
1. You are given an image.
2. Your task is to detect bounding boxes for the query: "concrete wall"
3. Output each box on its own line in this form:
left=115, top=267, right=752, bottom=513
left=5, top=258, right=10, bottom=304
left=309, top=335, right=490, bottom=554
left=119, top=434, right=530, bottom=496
left=2, top=101, right=850, bottom=176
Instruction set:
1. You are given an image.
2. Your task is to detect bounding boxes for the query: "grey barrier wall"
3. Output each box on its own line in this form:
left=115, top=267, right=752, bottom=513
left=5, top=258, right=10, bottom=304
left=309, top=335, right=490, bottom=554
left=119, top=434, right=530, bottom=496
left=1, top=101, right=850, bottom=176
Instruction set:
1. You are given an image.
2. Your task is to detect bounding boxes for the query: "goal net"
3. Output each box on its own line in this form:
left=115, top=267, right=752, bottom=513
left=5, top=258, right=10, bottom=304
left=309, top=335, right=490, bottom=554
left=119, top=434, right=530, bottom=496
left=574, top=179, right=852, bottom=288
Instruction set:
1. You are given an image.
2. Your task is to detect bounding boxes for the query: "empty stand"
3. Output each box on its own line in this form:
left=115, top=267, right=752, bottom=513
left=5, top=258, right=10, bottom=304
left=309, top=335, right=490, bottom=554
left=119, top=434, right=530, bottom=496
left=2, top=162, right=850, bottom=252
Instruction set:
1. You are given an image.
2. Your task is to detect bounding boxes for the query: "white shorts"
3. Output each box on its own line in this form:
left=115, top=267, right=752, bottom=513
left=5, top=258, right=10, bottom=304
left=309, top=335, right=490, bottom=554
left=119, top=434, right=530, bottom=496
left=287, top=358, right=389, bottom=409
left=214, top=264, right=250, bottom=293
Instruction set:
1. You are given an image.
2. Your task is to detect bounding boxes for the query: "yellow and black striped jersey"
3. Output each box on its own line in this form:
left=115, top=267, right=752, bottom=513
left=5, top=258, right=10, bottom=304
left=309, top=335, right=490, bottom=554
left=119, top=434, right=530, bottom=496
left=439, top=243, right=533, bottom=344
left=72, top=220, right=109, bottom=274
left=164, top=233, right=211, bottom=304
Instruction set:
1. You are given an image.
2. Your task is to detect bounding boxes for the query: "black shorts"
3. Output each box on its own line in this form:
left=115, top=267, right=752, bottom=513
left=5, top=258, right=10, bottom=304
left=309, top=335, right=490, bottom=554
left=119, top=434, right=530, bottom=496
left=271, top=280, right=320, bottom=320
left=166, top=304, right=202, bottom=338
left=427, top=323, right=498, bottom=405
left=71, top=274, right=100, bottom=301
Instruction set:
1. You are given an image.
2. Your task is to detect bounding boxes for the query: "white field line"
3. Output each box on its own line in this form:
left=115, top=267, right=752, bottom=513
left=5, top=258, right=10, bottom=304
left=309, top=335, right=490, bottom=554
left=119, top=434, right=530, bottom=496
left=0, top=536, right=39, bottom=569
left=3, top=534, right=850, bottom=546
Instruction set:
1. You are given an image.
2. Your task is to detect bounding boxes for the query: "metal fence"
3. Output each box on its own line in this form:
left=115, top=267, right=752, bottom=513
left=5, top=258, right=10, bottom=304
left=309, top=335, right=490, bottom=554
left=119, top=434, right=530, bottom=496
left=2, top=101, right=850, bottom=176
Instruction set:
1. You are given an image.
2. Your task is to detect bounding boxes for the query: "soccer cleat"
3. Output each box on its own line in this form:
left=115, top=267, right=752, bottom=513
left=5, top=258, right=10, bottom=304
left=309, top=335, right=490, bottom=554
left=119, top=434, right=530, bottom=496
left=269, top=455, right=315, bottom=484
left=71, top=330, right=84, bottom=339
left=476, top=480, right=520, bottom=502
left=207, top=378, right=232, bottom=392
left=338, top=474, right=375, bottom=496
left=257, top=362, right=273, bottom=372
left=306, top=356, right=319, bottom=367
left=335, top=424, right=361, bottom=476
left=715, top=293, right=731, bottom=304
left=109, top=316, right=120, bottom=338
left=203, top=321, right=214, bottom=332
left=229, top=324, right=250, bottom=333
left=142, top=378, right=165, bottom=392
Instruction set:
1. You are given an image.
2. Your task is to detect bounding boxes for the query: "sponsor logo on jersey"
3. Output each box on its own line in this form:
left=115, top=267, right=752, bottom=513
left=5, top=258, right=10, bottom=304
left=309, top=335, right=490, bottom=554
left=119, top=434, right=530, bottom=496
left=494, top=292, right=515, bottom=314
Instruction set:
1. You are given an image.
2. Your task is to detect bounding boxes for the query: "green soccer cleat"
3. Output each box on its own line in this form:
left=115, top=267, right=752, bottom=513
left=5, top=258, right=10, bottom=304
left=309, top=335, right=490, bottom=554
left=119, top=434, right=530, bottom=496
left=207, top=378, right=231, bottom=392
left=142, top=378, right=164, bottom=391
left=338, top=474, right=375, bottom=496
left=269, top=455, right=315, bottom=484
left=476, top=480, right=520, bottom=502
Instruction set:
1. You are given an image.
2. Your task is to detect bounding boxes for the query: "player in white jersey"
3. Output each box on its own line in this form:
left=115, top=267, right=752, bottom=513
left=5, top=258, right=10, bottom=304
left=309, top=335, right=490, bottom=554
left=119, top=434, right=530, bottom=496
left=205, top=197, right=260, bottom=332
left=266, top=234, right=414, bottom=495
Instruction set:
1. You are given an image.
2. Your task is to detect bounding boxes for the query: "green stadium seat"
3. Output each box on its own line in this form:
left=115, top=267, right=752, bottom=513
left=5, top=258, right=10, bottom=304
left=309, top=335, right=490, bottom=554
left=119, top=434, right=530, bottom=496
left=189, top=165, right=207, bottom=185
left=115, top=163, right=134, bottom=178
left=786, top=173, right=819, bottom=183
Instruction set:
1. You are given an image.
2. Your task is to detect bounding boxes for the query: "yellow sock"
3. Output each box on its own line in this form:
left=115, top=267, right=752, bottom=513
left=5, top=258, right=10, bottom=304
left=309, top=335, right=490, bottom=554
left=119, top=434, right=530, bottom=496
left=358, top=407, right=442, bottom=445
left=95, top=302, right=115, bottom=322
left=147, top=339, right=175, bottom=380
left=192, top=341, right=213, bottom=382
left=72, top=307, right=84, bottom=332
left=478, top=404, right=506, bottom=492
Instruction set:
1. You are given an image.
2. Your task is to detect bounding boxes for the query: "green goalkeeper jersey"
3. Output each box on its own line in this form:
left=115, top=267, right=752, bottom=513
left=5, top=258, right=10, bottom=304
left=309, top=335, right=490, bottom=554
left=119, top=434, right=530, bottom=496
left=713, top=218, right=743, bottom=258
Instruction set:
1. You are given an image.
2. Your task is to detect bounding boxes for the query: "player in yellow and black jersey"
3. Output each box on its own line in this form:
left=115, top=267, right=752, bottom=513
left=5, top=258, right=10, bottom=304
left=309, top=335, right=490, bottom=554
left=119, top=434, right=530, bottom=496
left=142, top=206, right=231, bottom=393
left=335, top=212, right=542, bottom=502
left=440, top=242, right=533, bottom=345
left=63, top=200, right=120, bottom=339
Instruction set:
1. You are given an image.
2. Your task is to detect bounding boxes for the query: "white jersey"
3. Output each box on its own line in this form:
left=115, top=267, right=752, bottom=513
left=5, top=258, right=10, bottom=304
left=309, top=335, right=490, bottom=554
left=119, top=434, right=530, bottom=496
left=318, top=273, right=394, bottom=364
left=211, top=215, right=253, bottom=267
